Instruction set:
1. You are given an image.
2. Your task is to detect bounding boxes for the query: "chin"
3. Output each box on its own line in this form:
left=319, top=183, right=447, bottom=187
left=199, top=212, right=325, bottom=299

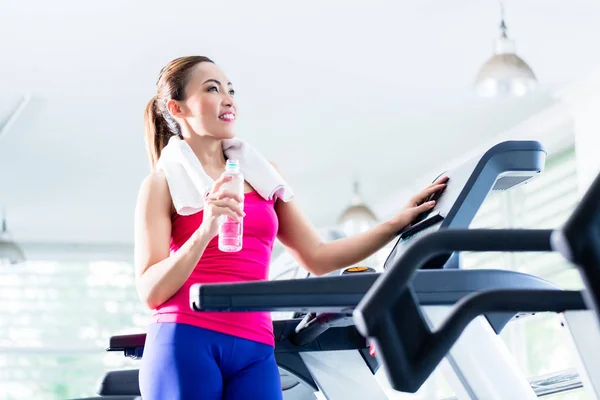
left=199, top=122, right=236, bottom=140
left=219, top=129, right=236, bottom=139
left=215, top=125, right=236, bottom=139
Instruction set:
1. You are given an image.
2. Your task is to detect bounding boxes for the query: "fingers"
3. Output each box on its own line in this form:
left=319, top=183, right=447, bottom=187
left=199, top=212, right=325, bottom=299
left=430, top=175, right=449, bottom=186
left=418, top=200, right=436, bottom=211
left=211, top=174, right=234, bottom=194
left=210, top=175, right=243, bottom=202
left=218, top=207, right=243, bottom=222
left=410, top=200, right=436, bottom=217
left=412, top=183, right=446, bottom=204
left=208, top=198, right=245, bottom=218
left=214, top=189, right=244, bottom=203
left=422, top=183, right=446, bottom=198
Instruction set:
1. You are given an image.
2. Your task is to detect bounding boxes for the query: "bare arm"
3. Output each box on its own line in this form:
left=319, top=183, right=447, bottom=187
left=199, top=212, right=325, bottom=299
left=275, top=199, right=398, bottom=276
left=134, top=171, right=244, bottom=309
left=273, top=163, right=447, bottom=276
left=133, top=171, right=211, bottom=309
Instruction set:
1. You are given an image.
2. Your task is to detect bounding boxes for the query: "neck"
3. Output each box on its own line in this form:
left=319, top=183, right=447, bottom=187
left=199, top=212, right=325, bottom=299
left=185, top=134, right=226, bottom=171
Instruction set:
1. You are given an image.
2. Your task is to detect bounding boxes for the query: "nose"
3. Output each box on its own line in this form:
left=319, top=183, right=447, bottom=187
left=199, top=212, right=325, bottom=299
left=221, top=93, right=234, bottom=108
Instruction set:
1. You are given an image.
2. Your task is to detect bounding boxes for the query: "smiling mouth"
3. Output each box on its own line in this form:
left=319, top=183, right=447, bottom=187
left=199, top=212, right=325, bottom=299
left=219, top=113, right=236, bottom=122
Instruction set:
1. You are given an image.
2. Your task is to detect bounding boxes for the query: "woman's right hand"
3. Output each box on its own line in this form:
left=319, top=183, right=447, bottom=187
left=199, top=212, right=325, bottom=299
left=197, top=175, right=245, bottom=240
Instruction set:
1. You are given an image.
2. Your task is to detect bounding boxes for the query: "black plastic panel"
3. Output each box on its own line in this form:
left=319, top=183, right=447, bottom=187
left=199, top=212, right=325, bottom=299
left=354, top=229, right=588, bottom=393
left=553, top=170, right=600, bottom=325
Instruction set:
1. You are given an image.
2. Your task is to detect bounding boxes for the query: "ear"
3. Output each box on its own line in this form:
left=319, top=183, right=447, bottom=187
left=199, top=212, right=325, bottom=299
left=166, top=99, right=185, bottom=120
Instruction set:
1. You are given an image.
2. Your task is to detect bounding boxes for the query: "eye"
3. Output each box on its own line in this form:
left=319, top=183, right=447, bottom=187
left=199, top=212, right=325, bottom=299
left=208, top=86, right=218, bottom=92
left=229, top=89, right=235, bottom=96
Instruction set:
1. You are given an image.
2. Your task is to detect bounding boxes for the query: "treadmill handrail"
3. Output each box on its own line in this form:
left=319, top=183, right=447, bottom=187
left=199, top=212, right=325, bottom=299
left=352, top=228, right=586, bottom=393
left=354, top=228, right=553, bottom=335
left=552, top=170, right=600, bottom=327
left=414, top=289, right=585, bottom=380
left=359, top=288, right=586, bottom=393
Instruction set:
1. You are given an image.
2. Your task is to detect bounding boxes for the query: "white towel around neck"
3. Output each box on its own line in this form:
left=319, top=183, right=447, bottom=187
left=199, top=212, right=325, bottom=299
left=156, top=135, right=294, bottom=215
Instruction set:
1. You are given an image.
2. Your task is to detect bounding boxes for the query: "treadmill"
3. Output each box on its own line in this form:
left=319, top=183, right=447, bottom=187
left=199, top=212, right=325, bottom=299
left=551, top=170, right=600, bottom=398
left=552, top=170, right=600, bottom=323
left=352, top=183, right=600, bottom=397
left=85, top=141, right=583, bottom=400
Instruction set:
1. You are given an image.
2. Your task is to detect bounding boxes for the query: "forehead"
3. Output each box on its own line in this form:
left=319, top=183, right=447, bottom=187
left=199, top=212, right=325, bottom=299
left=187, top=62, right=230, bottom=88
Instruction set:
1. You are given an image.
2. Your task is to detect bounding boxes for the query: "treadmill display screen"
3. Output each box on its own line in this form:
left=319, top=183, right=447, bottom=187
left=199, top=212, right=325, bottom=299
left=399, top=213, right=444, bottom=241
left=384, top=216, right=445, bottom=270
left=400, top=221, right=441, bottom=244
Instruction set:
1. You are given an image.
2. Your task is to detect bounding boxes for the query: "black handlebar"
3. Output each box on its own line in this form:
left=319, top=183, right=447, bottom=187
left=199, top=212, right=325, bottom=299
left=352, top=228, right=587, bottom=393
left=354, top=229, right=554, bottom=335
left=412, top=289, right=584, bottom=387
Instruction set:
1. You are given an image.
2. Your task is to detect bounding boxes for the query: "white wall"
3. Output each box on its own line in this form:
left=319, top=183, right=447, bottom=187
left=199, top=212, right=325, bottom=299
left=558, top=70, right=600, bottom=195
left=374, top=99, right=576, bottom=220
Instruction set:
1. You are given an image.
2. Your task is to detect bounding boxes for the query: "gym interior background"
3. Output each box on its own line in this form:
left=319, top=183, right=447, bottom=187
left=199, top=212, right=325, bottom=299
left=1, top=1, right=600, bottom=399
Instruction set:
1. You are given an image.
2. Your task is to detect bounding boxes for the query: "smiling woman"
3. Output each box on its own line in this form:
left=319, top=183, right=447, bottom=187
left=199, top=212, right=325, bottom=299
left=133, top=55, right=445, bottom=400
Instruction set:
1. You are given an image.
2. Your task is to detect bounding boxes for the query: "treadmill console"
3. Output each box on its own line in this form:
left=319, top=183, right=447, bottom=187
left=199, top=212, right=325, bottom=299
left=384, top=141, right=546, bottom=270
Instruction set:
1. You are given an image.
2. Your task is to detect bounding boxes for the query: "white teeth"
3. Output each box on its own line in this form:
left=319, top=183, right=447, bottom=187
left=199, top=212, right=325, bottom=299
left=220, top=114, right=235, bottom=120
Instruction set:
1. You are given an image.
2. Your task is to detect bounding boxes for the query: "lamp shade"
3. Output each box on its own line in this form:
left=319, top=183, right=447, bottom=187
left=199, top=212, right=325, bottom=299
left=475, top=20, right=537, bottom=97
left=0, top=209, right=25, bottom=264
left=338, top=182, right=379, bottom=236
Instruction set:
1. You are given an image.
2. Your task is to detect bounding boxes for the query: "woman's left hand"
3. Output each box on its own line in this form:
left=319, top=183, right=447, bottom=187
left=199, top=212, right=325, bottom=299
left=386, top=176, right=449, bottom=233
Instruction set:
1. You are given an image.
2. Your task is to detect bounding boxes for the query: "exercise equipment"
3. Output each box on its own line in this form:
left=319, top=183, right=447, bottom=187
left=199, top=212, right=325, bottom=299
left=552, top=170, right=600, bottom=324
left=85, top=140, right=591, bottom=399
left=354, top=174, right=600, bottom=399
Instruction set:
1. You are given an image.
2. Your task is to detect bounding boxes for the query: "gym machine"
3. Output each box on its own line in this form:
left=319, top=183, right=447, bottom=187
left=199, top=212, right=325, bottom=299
left=354, top=174, right=600, bottom=399
left=79, top=141, right=593, bottom=399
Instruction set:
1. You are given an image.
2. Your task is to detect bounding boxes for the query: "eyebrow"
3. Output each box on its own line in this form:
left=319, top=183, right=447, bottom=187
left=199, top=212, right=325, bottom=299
left=203, top=79, right=232, bottom=86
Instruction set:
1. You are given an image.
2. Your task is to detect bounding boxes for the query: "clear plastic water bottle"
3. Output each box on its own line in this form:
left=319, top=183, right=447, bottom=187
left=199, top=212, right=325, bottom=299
left=218, top=159, right=244, bottom=252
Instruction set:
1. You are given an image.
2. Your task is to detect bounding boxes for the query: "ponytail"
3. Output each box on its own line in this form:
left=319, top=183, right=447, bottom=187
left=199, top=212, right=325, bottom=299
left=144, top=96, right=174, bottom=171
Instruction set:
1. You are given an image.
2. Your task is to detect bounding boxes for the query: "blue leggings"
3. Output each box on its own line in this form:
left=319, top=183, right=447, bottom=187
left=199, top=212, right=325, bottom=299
left=139, top=322, right=282, bottom=400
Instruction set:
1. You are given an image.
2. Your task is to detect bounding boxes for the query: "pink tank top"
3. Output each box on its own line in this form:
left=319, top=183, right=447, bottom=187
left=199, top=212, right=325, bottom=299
left=152, top=191, right=279, bottom=347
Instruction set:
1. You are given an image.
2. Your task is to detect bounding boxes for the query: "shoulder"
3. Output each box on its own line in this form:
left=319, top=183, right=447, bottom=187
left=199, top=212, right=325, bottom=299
left=140, top=169, right=169, bottom=193
left=137, top=170, right=173, bottom=212
left=268, top=160, right=292, bottom=208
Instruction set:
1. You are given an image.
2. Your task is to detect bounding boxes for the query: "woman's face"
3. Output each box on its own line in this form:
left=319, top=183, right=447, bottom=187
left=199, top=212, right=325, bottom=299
left=176, top=62, right=237, bottom=139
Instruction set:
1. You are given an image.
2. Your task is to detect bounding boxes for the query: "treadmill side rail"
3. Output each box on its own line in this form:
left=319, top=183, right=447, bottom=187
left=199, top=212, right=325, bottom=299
left=355, top=285, right=586, bottom=392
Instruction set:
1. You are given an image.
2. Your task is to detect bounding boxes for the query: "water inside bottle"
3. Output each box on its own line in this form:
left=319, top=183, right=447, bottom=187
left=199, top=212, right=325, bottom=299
left=219, top=215, right=243, bottom=252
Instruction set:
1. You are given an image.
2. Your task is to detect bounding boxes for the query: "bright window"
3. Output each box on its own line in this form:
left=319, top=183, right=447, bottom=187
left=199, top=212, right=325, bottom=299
left=0, top=260, right=150, bottom=399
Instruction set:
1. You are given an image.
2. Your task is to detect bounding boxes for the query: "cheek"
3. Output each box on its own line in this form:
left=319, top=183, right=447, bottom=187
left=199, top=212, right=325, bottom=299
left=198, top=96, right=219, bottom=117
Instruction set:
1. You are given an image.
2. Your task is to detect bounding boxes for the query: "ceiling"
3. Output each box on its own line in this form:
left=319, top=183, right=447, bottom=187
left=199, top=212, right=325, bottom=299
left=1, top=0, right=599, bottom=246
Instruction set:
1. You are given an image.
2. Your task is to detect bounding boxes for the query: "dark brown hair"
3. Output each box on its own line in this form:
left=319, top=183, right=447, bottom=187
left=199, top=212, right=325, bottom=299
left=144, top=56, right=214, bottom=170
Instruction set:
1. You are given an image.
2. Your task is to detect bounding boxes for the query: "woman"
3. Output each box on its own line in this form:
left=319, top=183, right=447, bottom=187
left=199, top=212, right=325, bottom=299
left=135, top=55, right=447, bottom=400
